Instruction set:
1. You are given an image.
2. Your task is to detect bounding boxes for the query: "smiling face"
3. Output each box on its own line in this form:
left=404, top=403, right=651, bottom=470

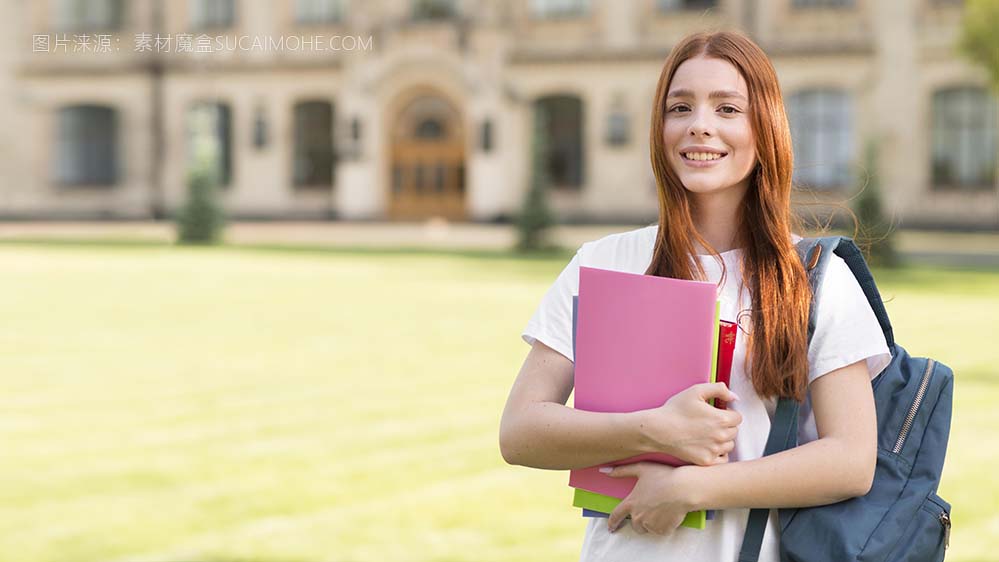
left=663, top=55, right=758, bottom=199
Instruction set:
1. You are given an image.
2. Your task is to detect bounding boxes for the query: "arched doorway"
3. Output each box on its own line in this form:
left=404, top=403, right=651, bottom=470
left=388, top=92, right=466, bottom=221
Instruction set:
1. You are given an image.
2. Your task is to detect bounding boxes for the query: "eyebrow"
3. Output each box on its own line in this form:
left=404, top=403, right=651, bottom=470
left=666, top=89, right=748, bottom=101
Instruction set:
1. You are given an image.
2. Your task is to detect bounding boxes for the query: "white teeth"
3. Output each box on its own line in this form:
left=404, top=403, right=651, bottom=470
left=684, top=152, right=724, bottom=161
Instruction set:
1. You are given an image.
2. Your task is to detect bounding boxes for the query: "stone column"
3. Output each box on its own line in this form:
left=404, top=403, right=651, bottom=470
left=871, top=0, right=920, bottom=222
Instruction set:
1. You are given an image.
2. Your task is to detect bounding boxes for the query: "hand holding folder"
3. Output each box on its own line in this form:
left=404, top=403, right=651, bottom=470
left=568, top=266, right=737, bottom=530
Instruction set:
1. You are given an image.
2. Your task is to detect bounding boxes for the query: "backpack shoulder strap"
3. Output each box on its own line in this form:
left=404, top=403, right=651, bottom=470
left=740, top=235, right=890, bottom=562
left=794, top=236, right=894, bottom=349
left=737, top=392, right=800, bottom=562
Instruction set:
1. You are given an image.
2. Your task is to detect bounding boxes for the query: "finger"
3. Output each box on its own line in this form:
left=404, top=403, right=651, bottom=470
left=700, top=382, right=741, bottom=403
left=712, top=453, right=730, bottom=464
left=632, top=520, right=648, bottom=534
left=608, top=504, right=630, bottom=532
left=601, top=464, right=640, bottom=479
left=719, top=439, right=736, bottom=455
left=723, top=409, right=744, bottom=427
left=645, top=525, right=669, bottom=536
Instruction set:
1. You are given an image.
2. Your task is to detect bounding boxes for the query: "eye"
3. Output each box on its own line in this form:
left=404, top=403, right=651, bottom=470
left=719, top=105, right=740, bottom=114
left=667, top=104, right=690, bottom=113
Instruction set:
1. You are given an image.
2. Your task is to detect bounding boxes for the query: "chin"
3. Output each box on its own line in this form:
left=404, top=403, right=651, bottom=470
left=680, top=178, right=728, bottom=194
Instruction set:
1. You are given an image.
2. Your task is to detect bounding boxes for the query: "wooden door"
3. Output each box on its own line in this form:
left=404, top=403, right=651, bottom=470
left=388, top=94, right=466, bottom=221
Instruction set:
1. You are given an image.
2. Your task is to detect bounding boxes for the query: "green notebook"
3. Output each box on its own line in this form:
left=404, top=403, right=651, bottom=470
left=574, top=488, right=707, bottom=529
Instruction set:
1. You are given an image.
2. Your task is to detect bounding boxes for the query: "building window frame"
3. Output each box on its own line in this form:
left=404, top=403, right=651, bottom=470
left=295, top=0, right=346, bottom=25
left=292, top=100, right=336, bottom=188
left=529, top=0, right=591, bottom=19
left=930, top=86, right=998, bottom=191
left=786, top=88, right=854, bottom=190
left=480, top=119, right=494, bottom=153
left=534, top=94, right=585, bottom=191
left=791, top=0, right=855, bottom=8
left=411, top=0, right=458, bottom=20
left=655, top=0, right=717, bottom=12
left=53, top=104, right=119, bottom=187
left=55, top=0, right=124, bottom=32
left=190, top=0, right=236, bottom=30
left=187, top=101, right=233, bottom=187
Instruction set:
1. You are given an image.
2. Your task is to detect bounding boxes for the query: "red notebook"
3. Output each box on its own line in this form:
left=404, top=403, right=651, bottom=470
left=714, top=320, right=737, bottom=410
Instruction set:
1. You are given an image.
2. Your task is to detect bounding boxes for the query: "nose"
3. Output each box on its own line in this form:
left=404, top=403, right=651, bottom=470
left=687, top=107, right=714, bottom=137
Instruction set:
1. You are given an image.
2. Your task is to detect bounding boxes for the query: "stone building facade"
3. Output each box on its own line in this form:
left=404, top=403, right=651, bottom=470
left=0, top=0, right=996, bottom=228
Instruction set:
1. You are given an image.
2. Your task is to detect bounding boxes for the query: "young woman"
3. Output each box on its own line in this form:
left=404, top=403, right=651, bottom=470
left=499, top=30, right=892, bottom=561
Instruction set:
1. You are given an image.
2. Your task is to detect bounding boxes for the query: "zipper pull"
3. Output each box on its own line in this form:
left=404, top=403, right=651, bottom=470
left=939, top=511, right=951, bottom=550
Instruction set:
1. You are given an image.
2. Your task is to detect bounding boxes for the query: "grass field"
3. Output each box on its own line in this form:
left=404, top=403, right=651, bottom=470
left=1, top=242, right=996, bottom=562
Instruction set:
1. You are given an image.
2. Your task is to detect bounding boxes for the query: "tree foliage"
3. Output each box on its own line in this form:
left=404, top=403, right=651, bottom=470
left=516, top=107, right=556, bottom=252
left=176, top=167, right=226, bottom=245
left=959, top=0, right=999, bottom=92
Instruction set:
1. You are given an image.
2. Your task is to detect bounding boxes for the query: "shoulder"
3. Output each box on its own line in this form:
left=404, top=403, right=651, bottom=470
left=819, top=252, right=858, bottom=294
left=806, top=246, right=891, bottom=383
left=577, top=223, right=658, bottom=273
left=794, top=235, right=855, bottom=290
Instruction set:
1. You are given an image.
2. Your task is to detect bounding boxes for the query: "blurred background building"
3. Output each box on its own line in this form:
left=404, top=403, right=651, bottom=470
left=0, top=0, right=995, bottom=228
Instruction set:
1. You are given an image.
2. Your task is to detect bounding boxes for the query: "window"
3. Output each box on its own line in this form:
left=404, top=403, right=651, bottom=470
left=656, top=0, right=717, bottom=11
left=535, top=95, right=585, bottom=189
left=480, top=119, right=494, bottom=152
left=54, top=105, right=118, bottom=186
left=190, top=0, right=235, bottom=29
left=606, top=110, right=630, bottom=146
left=187, top=102, right=233, bottom=186
left=787, top=89, right=853, bottom=189
left=931, top=87, right=998, bottom=189
left=530, top=0, right=590, bottom=19
left=350, top=116, right=362, bottom=141
left=293, top=101, right=335, bottom=187
left=295, top=0, right=345, bottom=24
left=55, top=0, right=123, bottom=31
left=412, top=0, right=457, bottom=20
left=792, top=0, right=853, bottom=7
left=414, top=118, right=446, bottom=140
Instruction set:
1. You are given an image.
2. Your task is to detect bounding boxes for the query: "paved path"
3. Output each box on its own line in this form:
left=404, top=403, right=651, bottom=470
left=0, top=220, right=996, bottom=266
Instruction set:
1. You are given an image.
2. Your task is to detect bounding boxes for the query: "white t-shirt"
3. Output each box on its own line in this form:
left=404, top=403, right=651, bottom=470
left=520, top=224, right=892, bottom=562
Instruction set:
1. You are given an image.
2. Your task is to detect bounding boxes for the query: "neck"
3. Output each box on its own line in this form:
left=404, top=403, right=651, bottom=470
left=689, top=180, right=749, bottom=254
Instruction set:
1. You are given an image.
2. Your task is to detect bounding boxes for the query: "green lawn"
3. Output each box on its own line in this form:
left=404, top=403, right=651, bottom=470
left=0, top=243, right=996, bottom=562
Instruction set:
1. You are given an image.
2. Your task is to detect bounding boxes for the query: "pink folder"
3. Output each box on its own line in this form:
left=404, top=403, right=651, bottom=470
left=569, top=266, right=719, bottom=499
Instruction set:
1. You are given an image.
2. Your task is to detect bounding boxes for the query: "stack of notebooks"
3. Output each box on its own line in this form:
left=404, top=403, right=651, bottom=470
left=569, top=266, right=737, bottom=530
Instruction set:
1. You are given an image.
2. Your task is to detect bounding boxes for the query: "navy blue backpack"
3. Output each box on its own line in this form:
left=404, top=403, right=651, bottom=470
left=739, top=237, right=954, bottom=562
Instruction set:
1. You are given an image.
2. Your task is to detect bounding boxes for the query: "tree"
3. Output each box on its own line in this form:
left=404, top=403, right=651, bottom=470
left=175, top=166, right=225, bottom=245
left=516, top=106, right=557, bottom=252
left=854, top=141, right=899, bottom=268
left=959, top=0, right=999, bottom=93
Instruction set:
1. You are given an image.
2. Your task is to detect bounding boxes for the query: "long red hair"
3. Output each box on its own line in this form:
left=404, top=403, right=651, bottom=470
left=645, top=30, right=811, bottom=402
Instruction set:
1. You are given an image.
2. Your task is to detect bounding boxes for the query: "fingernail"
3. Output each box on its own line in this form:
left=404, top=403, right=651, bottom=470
left=730, top=392, right=740, bottom=401
left=599, top=467, right=612, bottom=474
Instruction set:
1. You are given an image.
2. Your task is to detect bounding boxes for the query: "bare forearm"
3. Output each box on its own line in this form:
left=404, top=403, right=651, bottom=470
left=685, top=437, right=875, bottom=510
left=500, top=402, right=651, bottom=470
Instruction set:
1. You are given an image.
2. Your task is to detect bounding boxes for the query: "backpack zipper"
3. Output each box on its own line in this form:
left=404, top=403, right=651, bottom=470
left=939, top=510, right=951, bottom=550
left=892, top=358, right=935, bottom=454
